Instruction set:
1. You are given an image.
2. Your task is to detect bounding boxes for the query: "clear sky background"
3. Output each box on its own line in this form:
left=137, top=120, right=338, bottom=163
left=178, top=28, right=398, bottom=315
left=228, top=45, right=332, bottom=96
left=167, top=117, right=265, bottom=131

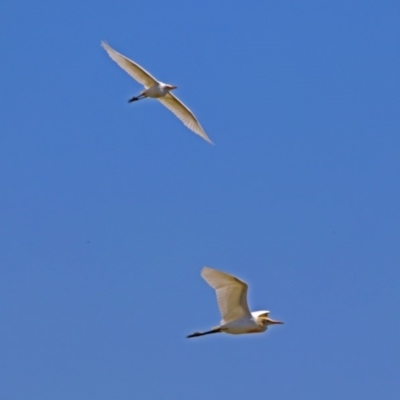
left=1, top=1, right=399, bottom=399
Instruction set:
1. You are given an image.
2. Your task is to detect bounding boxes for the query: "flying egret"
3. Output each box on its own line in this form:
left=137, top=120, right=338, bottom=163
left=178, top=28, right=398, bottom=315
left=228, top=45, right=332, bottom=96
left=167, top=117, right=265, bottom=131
left=101, top=42, right=212, bottom=144
left=187, top=267, right=283, bottom=338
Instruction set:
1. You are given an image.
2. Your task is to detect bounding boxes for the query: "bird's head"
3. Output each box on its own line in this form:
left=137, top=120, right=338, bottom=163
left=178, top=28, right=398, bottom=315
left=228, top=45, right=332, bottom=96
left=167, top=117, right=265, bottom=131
left=253, top=311, right=284, bottom=327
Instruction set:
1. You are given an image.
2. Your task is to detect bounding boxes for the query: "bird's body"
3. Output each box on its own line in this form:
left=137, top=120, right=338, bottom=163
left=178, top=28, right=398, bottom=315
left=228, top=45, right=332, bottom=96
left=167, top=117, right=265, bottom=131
left=218, top=314, right=265, bottom=334
left=187, top=267, right=283, bottom=338
left=101, top=42, right=212, bottom=144
left=220, top=310, right=276, bottom=334
left=141, top=82, right=172, bottom=98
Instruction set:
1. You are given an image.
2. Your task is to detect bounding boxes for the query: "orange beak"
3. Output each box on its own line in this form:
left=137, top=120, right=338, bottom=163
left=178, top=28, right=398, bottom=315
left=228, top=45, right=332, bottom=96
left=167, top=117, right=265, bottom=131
left=267, top=318, right=284, bottom=325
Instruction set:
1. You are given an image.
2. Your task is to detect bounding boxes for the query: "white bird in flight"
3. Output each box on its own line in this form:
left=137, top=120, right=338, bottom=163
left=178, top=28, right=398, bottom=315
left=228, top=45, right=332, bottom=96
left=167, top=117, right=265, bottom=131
left=187, top=267, right=283, bottom=338
left=101, top=42, right=212, bottom=144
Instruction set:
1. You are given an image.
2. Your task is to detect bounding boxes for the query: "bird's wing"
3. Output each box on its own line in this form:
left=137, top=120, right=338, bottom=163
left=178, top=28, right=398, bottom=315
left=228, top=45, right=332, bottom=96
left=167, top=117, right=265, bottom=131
left=158, top=93, right=213, bottom=144
left=201, top=267, right=251, bottom=323
left=101, top=41, right=157, bottom=88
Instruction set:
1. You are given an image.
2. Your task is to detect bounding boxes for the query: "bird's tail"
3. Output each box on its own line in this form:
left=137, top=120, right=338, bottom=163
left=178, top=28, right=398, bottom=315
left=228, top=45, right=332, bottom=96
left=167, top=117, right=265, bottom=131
left=186, top=328, right=221, bottom=338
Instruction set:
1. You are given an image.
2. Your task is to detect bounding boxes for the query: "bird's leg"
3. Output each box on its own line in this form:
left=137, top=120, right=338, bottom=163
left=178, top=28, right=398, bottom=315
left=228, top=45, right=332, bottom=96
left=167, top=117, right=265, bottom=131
left=128, top=94, right=146, bottom=103
left=187, top=328, right=221, bottom=338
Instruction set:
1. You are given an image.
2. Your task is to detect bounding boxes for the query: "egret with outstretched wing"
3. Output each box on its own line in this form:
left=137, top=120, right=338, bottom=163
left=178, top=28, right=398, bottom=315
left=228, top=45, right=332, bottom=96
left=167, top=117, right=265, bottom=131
left=102, top=42, right=212, bottom=144
left=187, top=267, right=283, bottom=338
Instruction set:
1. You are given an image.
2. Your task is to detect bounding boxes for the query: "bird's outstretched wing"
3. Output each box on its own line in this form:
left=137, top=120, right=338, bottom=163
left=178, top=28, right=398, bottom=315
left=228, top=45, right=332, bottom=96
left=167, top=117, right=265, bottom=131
left=201, top=267, right=251, bottom=323
left=101, top=42, right=157, bottom=88
left=159, top=93, right=213, bottom=144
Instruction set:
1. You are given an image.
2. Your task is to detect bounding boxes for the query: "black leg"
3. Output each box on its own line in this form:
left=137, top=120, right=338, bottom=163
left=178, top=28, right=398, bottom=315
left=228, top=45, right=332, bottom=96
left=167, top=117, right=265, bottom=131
left=128, top=94, right=145, bottom=103
left=187, top=328, right=221, bottom=338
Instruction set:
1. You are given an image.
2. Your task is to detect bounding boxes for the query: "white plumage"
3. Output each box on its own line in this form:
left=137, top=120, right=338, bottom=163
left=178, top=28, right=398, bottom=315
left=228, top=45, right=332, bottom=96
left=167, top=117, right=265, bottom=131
left=102, top=42, right=212, bottom=144
left=201, top=267, right=251, bottom=324
left=187, top=267, right=283, bottom=338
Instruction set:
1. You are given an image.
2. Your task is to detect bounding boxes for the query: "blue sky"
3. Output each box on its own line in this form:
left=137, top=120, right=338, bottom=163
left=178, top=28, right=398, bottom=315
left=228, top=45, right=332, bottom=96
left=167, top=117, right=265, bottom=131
left=1, top=1, right=399, bottom=399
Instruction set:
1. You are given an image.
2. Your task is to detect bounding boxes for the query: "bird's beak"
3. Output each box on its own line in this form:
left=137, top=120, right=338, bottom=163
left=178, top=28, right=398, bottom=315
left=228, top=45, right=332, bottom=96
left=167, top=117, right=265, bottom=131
left=267, top=318, right=284, bottom=325
left=170, top=85, right=178, bottom=90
